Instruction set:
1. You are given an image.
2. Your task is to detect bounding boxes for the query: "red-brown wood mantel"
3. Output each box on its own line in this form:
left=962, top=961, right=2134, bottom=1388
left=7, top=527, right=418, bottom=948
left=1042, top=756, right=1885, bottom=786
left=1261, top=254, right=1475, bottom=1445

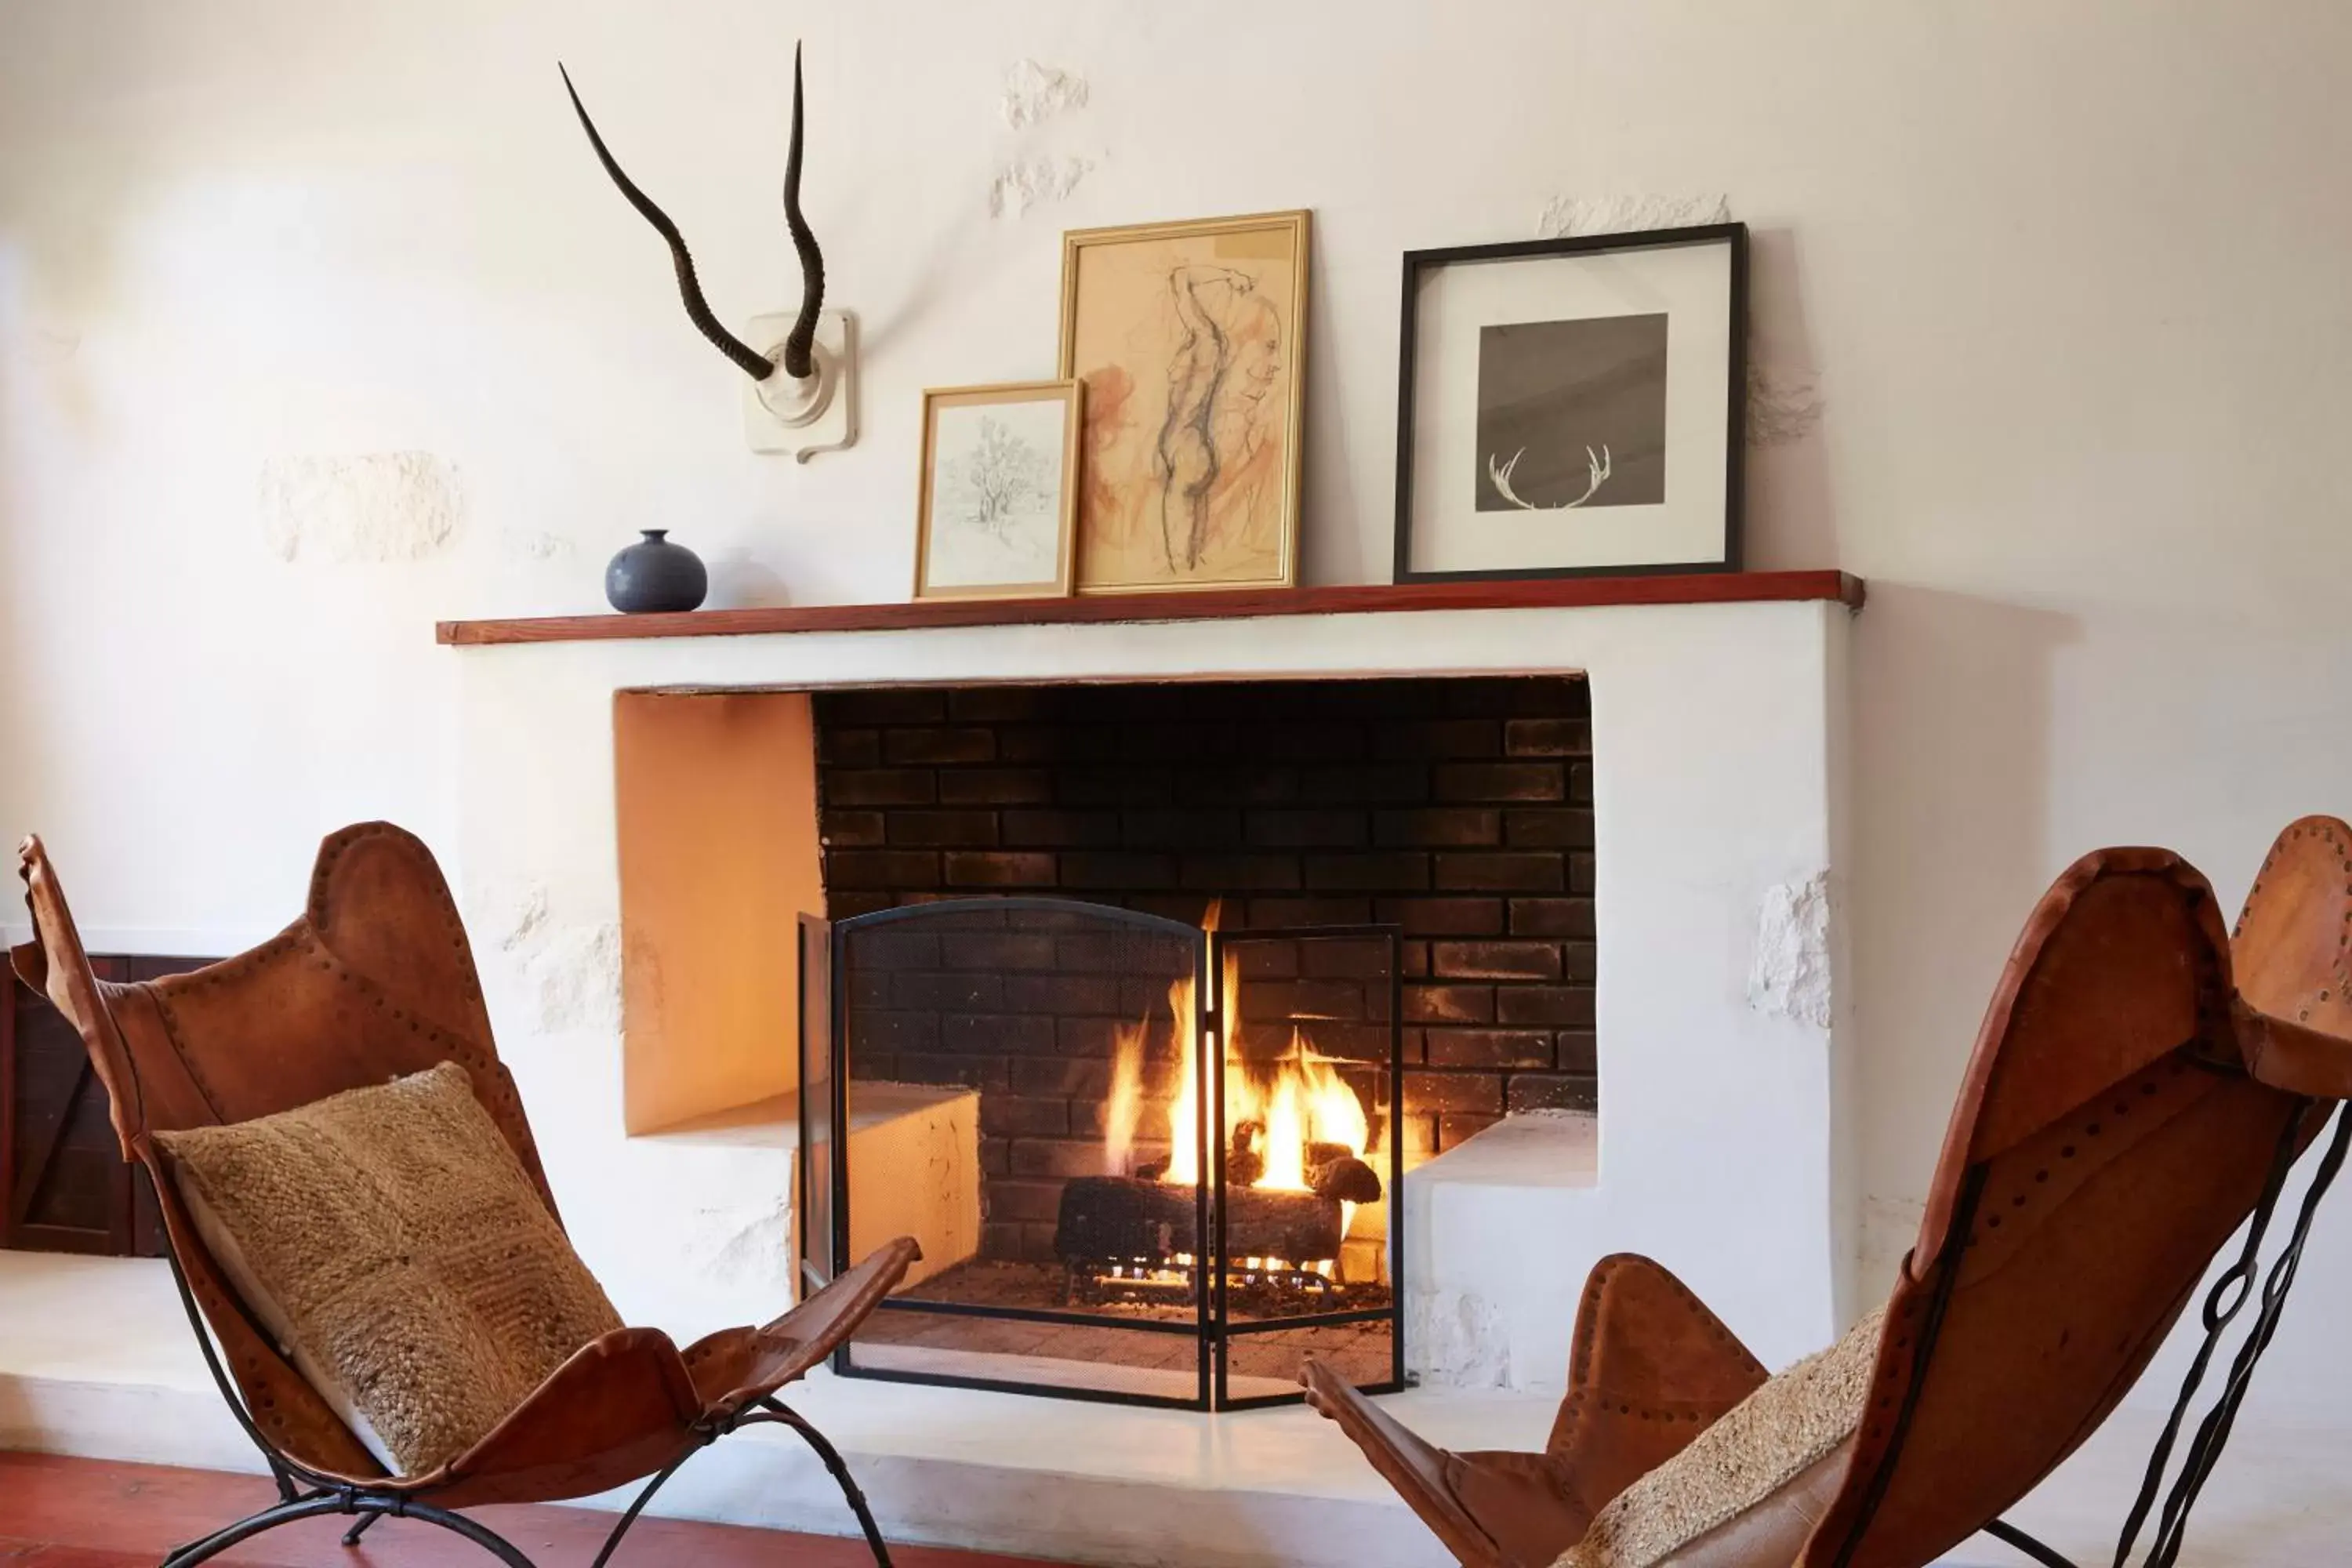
left=437, top=570, right=1863, bottom=646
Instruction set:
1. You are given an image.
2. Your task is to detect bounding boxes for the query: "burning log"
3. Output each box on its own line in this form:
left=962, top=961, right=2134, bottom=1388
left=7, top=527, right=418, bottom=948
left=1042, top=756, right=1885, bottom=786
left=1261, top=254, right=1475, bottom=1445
left=1136, top=1126, right=1383, bottom=1203
left=1312, top=1152, right=1383, bottom=1205
left=1054, top=1176, right=1346, bottom=1265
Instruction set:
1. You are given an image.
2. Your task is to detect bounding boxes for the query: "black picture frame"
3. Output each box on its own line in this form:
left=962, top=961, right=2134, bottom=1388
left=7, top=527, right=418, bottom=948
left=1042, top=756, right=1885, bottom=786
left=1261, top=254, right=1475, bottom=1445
left=1392, top=222, right=1748, bottom=584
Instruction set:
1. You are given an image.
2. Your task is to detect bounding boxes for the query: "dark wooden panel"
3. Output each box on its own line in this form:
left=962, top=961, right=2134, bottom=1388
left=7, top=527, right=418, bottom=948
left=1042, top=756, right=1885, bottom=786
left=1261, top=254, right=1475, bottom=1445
left=3, top=954, right=209, bottom=1258
left=437, top=569, right=1865, bottom=647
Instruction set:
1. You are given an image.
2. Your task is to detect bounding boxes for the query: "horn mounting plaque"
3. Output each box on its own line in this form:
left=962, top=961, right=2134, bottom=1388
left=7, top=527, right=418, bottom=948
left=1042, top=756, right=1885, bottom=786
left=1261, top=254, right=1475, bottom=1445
left=743, top=308, right=857, bottom=463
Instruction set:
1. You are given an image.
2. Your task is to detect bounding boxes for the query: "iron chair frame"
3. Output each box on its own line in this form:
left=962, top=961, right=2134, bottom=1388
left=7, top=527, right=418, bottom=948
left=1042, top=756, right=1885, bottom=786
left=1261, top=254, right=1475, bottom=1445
left=1298, top=821, right=2352, bottom=1568
left=10, top=822, right=908, bottom=1568
left=146, top=1156, right=898, bottom=1568
left=1940, top=1096, right=2351, bottom=1568
left=155, top=1237, right=894, bottom=1568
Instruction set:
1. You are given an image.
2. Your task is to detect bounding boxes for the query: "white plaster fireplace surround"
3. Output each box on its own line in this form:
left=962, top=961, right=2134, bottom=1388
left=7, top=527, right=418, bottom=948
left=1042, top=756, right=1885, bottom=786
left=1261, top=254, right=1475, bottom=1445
left=455, top=592, right=1855, bottom=1343
left=436, top=591, right=1852, bottom=1561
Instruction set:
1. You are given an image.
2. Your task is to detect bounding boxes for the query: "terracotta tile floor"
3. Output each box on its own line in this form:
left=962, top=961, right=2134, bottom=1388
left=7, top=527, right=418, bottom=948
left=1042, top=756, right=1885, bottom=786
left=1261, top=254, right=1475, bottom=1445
left=0, top=1453, right=1065, bottom=1567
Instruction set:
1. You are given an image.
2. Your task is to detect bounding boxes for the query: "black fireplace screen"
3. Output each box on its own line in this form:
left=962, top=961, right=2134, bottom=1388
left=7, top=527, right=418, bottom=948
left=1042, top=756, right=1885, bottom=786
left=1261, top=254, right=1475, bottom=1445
left=797, top=897, right=1405, bottom=1410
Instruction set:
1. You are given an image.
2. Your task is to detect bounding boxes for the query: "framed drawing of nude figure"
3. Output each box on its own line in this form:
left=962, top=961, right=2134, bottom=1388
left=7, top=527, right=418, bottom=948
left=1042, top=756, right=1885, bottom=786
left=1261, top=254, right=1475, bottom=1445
left=1057, top=210, right=1308, bottom=594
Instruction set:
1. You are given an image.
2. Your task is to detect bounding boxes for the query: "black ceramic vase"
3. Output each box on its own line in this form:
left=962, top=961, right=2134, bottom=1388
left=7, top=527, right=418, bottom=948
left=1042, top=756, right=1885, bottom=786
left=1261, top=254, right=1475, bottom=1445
left=604, top=530, right=708, bottom=614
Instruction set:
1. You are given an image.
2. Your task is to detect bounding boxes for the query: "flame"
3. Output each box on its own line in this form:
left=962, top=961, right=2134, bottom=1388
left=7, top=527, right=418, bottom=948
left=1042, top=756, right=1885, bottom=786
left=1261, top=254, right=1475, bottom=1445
left=1102, top=901, right=1370, bottom=1203
left=1104, top=1022, right=1144, bottom=1178
left=1163, top=966, right=1204, bottom=1184
left=1245, top=1029, right=1370, bottom=1190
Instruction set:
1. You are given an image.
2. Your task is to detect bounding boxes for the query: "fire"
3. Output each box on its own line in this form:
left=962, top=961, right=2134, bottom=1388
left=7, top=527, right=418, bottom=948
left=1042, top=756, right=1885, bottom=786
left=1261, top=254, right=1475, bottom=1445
left=1250, top=1030, right=1369, bottom=1189
left=1102, top=903, right=1370, bottom=1195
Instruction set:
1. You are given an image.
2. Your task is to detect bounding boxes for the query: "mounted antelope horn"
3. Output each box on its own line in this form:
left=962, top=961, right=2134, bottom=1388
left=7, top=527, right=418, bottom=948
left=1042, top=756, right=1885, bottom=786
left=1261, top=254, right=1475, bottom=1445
left=779, top=43, right=826, bottom=379
left=562, top=64, right=786, bottom=383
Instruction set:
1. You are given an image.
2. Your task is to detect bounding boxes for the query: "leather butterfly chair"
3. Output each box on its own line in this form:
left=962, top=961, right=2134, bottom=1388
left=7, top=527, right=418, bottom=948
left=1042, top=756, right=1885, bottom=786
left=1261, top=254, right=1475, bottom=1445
left=11, top=822, right=920, bottom=1568
left=1302, top=818, right=2352, bottom=1568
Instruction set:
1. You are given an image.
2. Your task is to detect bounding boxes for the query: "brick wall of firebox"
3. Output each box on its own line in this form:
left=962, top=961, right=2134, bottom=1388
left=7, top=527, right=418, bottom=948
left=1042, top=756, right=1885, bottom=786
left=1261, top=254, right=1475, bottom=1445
left=811, top=676, right=1596, bottom=1247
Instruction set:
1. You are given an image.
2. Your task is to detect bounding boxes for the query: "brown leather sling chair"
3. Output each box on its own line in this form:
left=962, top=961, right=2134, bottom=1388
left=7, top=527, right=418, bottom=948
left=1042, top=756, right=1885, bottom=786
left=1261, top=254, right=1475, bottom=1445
left=11, top=822, right=920, bottom=1568
left=1301, top=818, right=2352, bottom=1568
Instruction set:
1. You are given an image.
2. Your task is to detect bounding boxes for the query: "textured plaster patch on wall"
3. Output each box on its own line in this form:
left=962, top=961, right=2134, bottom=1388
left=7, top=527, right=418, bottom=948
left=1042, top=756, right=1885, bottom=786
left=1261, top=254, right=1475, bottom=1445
left=684, top=1196, right=793, bottom=1295
left=1000, top=59, right=1088, bottom=129
left=1532, top=197, right=1823, bottom=448
left=258, top=451, right=462, bottom=563
left=498, top=526, right=575, bottom=561
left=1748, top=872, right=1832, bottom=1028
left=477, top=883, right=550, bottom=954
left=470, top=882, right=619, bottom=1034
left=1748, top=361, right=1825, bottom=448
left=1537, top=192, right=1730, bottom=239
left=989, top=156, right=1094, bottom=218
left=1861, top=1193, right=1927, bottom=1283
left=532, top=922, right=622, bottom=1034
left=1405, top=1287, right=1511, bottom=1388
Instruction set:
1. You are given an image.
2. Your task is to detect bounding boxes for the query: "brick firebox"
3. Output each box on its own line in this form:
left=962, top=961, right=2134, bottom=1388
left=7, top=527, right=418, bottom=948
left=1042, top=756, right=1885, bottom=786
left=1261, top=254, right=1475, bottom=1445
left=811, top=675, right=1596, bottom=1249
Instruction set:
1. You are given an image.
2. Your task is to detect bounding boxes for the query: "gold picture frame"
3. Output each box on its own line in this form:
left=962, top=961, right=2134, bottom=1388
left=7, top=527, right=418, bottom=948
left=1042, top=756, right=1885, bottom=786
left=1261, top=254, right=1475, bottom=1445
left=913, top=379, right=1084, bottom=601
left=1057, top=209, right=1309, bottom=595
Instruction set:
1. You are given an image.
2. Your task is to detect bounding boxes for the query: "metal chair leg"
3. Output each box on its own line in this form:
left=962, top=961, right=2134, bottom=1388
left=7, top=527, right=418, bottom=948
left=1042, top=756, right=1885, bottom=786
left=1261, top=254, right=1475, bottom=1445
left=593, top=1408, right=892, bottom=1568
left=592, top=1406, right=894, bottom=1568
left=1980, top=1517, right=2078, bottom=1568
left=165, top=1404, right=891, bottom=1568
left=589, top=1443, right=706, bottom=1568
left=763, top=1399, right=893, bottom=1568
left=377, top=1499, right=542, bottom=1568
left=160, top=1492, right=539, bottom=1568
left=162, top=1495, right=350, bottom=1568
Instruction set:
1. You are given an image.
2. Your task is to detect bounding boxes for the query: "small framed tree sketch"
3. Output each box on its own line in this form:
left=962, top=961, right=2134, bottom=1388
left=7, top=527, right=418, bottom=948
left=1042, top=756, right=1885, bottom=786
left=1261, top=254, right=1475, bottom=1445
left=914, top=379, right=1084, bottom=601
left=1394, top=223, right=1746, bottom=583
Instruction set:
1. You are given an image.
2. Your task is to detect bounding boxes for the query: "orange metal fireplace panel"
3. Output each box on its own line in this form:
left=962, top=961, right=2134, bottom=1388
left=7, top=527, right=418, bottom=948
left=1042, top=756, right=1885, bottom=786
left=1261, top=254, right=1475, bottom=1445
left=615, top=689, right=825, bottom=1134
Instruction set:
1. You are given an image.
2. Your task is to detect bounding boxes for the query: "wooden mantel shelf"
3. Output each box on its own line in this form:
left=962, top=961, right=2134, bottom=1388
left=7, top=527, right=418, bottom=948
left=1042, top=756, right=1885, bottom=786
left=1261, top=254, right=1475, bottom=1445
left=437, top=569, right=1863, bottom=647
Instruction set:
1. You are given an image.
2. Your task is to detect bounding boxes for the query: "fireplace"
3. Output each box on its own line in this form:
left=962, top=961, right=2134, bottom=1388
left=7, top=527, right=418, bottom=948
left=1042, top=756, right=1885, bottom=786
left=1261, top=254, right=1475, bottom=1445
left=445, top=583, right=1851, bottom=1454
left=810, top=674, right=1597, bottom=1143
left=786, top=674, right=1590, bottom=1406
left=797, top=899, right=1406, bottom=1407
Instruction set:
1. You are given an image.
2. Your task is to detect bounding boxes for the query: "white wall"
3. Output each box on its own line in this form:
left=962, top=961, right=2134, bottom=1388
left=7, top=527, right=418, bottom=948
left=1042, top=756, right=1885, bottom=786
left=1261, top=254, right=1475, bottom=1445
left=8, top=0, right=2352, bottom=1428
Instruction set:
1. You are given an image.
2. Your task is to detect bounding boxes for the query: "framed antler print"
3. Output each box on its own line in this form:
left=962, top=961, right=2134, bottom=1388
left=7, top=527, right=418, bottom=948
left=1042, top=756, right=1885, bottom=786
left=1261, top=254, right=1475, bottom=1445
left=1394, top=223, right=1745, bottom=583
left=1058, top=211, right=1308, bottom=595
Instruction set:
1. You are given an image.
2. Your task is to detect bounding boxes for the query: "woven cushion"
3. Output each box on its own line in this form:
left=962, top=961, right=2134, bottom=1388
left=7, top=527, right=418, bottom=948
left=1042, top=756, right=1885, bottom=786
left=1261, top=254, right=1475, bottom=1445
left=1556, top=1304, right=1887, bottom=1568
left=156, top=1061, right=622, bottom=1477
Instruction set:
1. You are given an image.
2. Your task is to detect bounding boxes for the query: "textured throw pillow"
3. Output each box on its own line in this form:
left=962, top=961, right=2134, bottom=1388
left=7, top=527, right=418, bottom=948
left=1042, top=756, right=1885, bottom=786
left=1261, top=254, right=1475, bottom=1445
left=156, top=1061, right=622, bottom=1477
left=1555, top=1304, right=1888, bottom=1568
